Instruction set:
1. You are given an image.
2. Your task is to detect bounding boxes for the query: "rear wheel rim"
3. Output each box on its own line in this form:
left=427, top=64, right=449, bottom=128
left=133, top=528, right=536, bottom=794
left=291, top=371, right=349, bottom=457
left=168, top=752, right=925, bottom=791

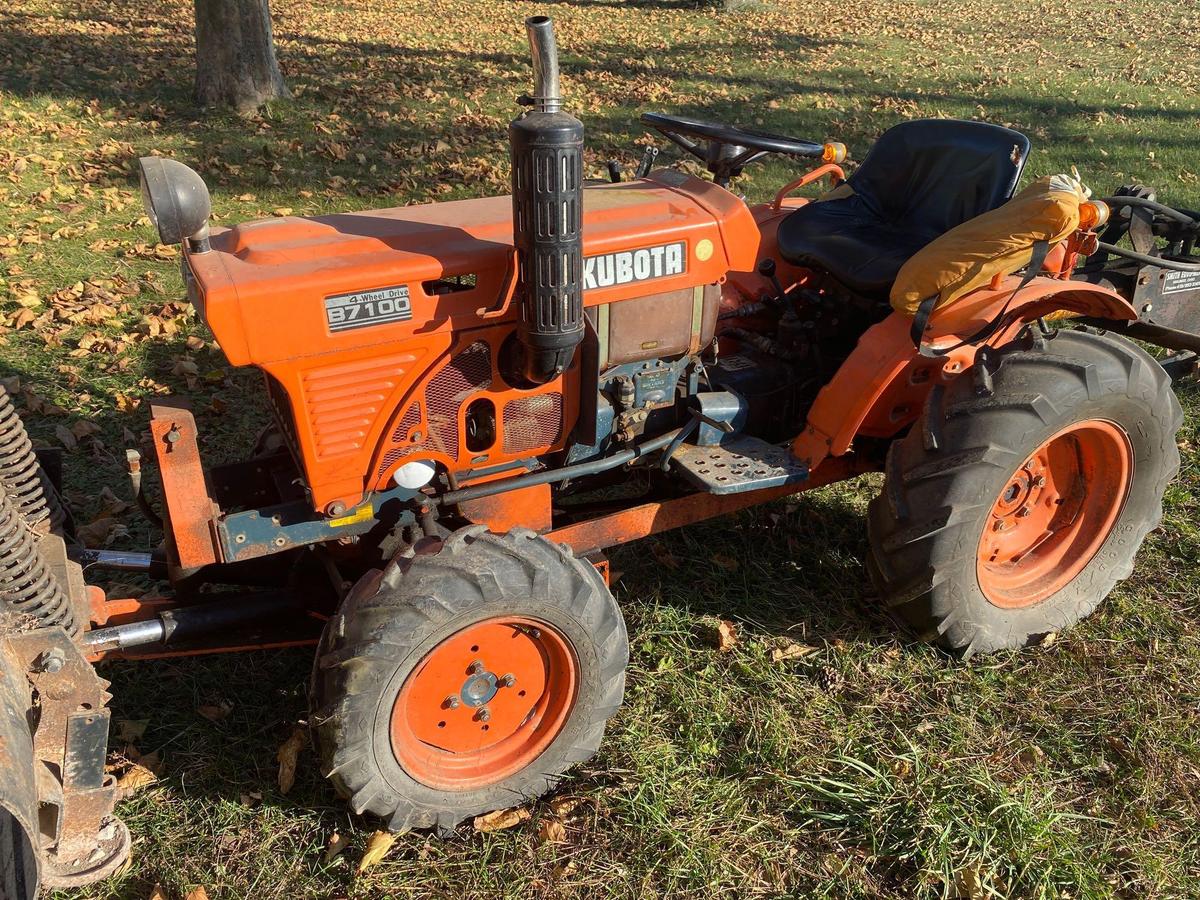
left=976, top=419, right=1133, bottom=609
left=390, top=616, right=577, bottom=791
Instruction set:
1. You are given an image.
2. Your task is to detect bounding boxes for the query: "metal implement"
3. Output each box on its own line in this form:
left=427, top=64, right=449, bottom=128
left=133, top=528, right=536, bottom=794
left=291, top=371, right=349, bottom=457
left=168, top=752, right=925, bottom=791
left=3, top=628, right=129, bottom=890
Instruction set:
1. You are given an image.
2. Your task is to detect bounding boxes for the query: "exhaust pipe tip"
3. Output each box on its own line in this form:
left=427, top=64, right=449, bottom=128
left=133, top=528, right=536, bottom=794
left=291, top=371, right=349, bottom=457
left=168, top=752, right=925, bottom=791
left=524, top=16, right=562, bottom=114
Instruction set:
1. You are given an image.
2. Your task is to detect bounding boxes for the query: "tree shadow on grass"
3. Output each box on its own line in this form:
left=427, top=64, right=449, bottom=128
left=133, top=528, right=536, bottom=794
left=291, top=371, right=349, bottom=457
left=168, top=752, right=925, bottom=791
left=607, top=481, right=897, bottom=648
left=6, top=0, right=1195, bottom=214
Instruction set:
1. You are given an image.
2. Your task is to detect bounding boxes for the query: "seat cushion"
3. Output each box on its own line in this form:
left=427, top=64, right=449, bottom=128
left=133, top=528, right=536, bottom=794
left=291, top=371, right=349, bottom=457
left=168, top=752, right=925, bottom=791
left=776, top=192, right=941, bottom=298
left=776, top=119, right=1031, bottom=298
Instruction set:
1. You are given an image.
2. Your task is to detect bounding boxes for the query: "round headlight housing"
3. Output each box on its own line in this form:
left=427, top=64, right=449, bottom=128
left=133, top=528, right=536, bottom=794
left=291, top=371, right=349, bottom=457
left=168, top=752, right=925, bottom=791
left=136, top=157, right=211, bottom=248
left=393, top=460, right=437, bottom=490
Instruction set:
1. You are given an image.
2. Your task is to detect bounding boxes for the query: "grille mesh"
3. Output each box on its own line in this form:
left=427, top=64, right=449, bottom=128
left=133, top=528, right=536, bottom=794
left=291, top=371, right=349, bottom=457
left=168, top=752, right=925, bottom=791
left=424, top=342, right=492, bottom=458
left=375, top=342, right=492, bottom=481
left=265, top=373, right=300, bottom=462
left=377, top=402, right=422, bottom=478
left=503, top=393, right=563, bottom=454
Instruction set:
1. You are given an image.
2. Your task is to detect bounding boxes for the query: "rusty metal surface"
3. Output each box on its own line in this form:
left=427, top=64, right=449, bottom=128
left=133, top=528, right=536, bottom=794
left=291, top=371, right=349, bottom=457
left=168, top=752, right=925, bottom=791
left=548, top=454, right=874, bottom=556
left=150, top=401, right=221, bottom=570
left=0, top=637, right=39, bottom=900
left=4, top=628, right=129, bottom=886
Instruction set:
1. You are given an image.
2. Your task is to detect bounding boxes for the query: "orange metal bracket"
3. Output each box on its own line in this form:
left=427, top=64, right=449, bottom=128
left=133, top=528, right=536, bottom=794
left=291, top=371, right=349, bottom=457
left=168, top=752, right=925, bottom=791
left=150, top=401, right=221, bottom=570
left=476, top=248, right=520, bottom=319
left=771, top=164, right=846, bottom=211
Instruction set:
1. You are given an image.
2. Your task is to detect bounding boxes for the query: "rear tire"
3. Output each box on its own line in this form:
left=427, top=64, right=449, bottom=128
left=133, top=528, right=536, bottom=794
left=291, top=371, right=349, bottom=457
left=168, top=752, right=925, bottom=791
left=311, top=526, right=627, bottom=833
left=868, top=328, right=1181, bottom=656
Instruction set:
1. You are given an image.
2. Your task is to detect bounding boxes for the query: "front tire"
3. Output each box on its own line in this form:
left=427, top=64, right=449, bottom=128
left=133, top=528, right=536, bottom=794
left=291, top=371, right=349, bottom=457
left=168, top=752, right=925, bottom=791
left=868, top=328, right=1181, bottom=656
left=311, top=526, right=627, bottom=832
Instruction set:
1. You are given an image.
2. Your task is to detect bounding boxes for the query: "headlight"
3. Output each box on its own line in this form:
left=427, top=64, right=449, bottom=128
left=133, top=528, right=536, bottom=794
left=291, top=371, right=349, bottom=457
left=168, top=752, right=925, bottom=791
left=393, top=460, right=437, bottom=490
left=136, top=157, right=211, bottom=249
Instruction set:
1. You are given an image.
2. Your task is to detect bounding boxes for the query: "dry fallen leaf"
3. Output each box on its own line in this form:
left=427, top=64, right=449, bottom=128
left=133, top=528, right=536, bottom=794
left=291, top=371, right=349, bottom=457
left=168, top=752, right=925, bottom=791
left=357, top=830, right=398, bottom=873
left=771, top=641, right=817, bottom=663
left=184, top=888, right=211, bottom=900
left=115, top=718, right=148, bottom=742
left=55, top=423, right=77, bottom=451
left=149, top=885, right=168, bottom=900
left=75, top=516, right=120, bottom=549
left=549, top=796, right=588, bottom=819
left=715, top=619, right=739, bottom=653
left=712, top=553, right=740, bottom=572
left=952, top=861, right=985, bottom=899
left=116, top=762, right=158, bottom=797
left=196, top=701, right=233, bottom=723
left=277, top=725, right=307, bottom=794
left=538, top=817, right=568, bottom=845
left=323, top=831, right=350, bottom=863
left=473, top=806, right=531, bottom=832
left=650, top=542, right=680, bottom=570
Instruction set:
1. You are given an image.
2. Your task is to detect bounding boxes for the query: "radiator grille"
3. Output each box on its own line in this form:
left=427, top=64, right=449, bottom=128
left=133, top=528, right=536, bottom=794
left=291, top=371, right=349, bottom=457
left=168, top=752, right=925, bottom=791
left=503, top=393, right=563, bottom=454
left=264, top=373, right=300, bottom=462
left=377, top=402, right=422, bottom=478
left=424, top=342, right=492, bottom=458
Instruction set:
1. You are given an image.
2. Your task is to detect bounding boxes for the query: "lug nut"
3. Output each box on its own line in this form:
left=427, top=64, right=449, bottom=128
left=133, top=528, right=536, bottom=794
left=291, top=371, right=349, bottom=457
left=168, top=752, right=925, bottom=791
left=469, top=660, right=485, bottom=675
left=499, top=673, right=516, bottom=688
left=478, top=707, right=491, bottom=722
left=1017, top=507, right=1031, bottom=518
left=444, top=695, right=460, bottom=709
left=1034, top=475, right=1047, bottom=488
left=992, top=520, right=1006, bottom=532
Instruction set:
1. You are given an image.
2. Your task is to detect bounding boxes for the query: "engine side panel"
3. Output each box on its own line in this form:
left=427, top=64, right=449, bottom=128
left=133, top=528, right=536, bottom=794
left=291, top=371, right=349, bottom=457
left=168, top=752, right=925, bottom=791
left=186, top=172, right=759, bottom=512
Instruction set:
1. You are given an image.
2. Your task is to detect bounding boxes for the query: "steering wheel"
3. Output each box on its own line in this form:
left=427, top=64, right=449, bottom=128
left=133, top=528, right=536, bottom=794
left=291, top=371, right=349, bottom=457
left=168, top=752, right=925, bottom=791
left=640, top=112, right=844, bottom=187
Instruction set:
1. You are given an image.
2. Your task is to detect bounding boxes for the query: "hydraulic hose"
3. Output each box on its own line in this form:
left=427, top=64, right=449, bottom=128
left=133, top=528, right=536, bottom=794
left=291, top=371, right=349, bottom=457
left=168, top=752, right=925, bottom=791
left=441, top=426, right=686, bottom=506
left=1095, top=242, right=1200, bottom=272
left=1100, top=195, right=1200, bottom=228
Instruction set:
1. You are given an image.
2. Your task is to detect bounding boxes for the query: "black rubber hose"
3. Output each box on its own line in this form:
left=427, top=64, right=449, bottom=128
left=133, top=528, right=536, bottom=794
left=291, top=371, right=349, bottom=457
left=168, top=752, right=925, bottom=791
left=0, top=386, right=64, bottom=531
left=1099, top=196, right=1200, bottom=228
left=441, top=427, right=686, bottom=506
left=1095, top=242, right=1200, bottom=271
left=0, top=483, right=77, bottom=636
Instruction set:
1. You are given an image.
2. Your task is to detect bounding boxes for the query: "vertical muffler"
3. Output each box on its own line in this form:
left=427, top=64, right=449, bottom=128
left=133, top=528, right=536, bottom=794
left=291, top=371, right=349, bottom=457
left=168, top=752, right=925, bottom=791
left=509, top=16, right=585, bottom=384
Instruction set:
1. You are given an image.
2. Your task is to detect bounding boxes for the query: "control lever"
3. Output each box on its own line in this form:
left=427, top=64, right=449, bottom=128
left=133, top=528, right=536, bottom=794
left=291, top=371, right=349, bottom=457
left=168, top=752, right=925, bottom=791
left=635, top=145, right=660, bottom=179
left=757, top=258, right=787, bottom=304
left=606, top=160, right=623, bottom=183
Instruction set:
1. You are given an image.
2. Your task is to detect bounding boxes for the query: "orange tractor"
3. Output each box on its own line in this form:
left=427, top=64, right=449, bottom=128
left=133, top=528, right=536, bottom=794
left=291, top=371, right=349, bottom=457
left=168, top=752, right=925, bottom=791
left=4, top=15, right=1200, bottom=895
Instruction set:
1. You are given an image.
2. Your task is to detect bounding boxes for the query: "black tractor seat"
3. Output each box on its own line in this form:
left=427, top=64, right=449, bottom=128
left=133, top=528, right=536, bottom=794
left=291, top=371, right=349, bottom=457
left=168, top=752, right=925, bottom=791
left=776, top=119, right=1031, bottom=299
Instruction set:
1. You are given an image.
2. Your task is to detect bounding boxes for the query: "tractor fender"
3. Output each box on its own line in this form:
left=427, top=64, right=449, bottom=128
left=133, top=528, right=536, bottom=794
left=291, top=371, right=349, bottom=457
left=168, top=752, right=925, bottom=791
left=791, top=277, right=1138, bottom=471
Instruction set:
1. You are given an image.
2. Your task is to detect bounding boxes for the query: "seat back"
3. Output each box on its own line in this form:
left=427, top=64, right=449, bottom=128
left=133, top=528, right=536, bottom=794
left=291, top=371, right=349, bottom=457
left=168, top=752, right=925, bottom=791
left=848, top=119, right=1030, bottom=236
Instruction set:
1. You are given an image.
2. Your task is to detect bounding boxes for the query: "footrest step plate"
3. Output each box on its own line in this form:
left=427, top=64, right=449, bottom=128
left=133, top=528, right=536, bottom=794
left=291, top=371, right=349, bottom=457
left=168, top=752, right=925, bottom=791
left=668, top=436, right=809, bottom=495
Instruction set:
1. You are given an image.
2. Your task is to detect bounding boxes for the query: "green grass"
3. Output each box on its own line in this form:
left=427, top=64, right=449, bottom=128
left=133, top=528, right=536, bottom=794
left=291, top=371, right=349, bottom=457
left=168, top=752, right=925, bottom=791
left=1, top=0, right=1199, bottom=896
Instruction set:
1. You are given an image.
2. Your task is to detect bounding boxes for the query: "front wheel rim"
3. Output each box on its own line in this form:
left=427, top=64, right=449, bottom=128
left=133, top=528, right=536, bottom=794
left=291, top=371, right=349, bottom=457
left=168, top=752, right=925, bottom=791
left=390, top=616, right=578, bottom=791
left=976, top=419, right=1133, bottom=609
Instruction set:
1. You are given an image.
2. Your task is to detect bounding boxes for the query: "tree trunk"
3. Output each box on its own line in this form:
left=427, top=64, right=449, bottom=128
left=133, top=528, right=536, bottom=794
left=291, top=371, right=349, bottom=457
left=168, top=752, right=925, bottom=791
left=194, top=0, right=290, bottom=114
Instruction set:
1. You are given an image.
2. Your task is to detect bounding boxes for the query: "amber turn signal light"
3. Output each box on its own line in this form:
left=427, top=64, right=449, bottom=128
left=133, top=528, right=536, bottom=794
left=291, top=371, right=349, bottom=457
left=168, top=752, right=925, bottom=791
left=822, top=142, right=847, bottom=164
left=1079, top=199, right=1110, bottom=231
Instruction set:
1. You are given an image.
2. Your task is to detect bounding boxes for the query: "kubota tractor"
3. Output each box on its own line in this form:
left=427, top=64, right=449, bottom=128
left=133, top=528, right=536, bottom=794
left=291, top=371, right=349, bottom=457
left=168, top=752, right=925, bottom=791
left=4, top=15, right=1200, bottom=896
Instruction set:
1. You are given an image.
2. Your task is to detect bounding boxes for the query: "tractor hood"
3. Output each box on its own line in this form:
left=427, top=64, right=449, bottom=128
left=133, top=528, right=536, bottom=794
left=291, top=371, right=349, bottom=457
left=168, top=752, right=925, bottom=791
left=184, top=171, right=759, bottom=367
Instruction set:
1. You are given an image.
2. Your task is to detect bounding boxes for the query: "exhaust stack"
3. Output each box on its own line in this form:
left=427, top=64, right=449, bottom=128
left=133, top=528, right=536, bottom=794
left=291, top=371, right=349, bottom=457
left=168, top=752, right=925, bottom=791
left=509, top=16, right=585, bottom=384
